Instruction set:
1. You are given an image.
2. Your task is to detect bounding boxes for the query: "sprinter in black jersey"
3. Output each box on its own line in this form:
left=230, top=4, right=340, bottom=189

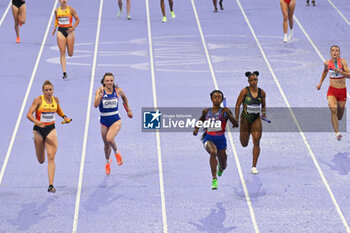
left=235, top=71, right=266, bottom=174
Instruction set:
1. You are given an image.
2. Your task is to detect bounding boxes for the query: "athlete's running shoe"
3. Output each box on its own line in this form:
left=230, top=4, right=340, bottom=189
left=105, top=159, right=112, bottom=175
left=117, top=10, right=122, bottom=17
left=127, top=15, right=131, bottom=20
left=63, top=72, right=68, bottom=80
left=162, top=16, right=167, bottom=23
left=306, top=0, right=310, bottom=6
left=211, top=179, right=218, bottom=190
left=16, top=37, right=20, bottom=43
left=288, top=30, right=293, bottom=40
left=251, top=167, right=258, bottom=175
left=219, top=0, right=224, bottom=10
left=171, top=11, right=176, bottom=18
left=336, top=132, right=342, bottom=141
left=217, top=163, right=223, bottom=177
left=312, top=0, right=315, bottom=6
left=283, top=34, right=287, bottom=43
left=115, top=151, right=123, bottom=166
left=48, top=185, right=56, bottom=193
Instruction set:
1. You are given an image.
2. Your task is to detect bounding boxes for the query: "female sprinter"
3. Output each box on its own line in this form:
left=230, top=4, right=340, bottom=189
left=316, top=45, right=350, bottom=141
left=94, top=73, right=133, bottom=175
left=27, top=80, right=71, bottom=193
left=52, top=0, right=79, bottom=80
left=160, top=0, right=175, bottom=23
left=235, top=71, right=266, bottom=175
left=12, top=0, right=26, bottom=43
left=213, top=0, right=224, bottom=13
left=193, top=90, right=238, bottom=190
left=280, top=0, right=295, bottom=43
left=117, top=0, right=131, bottom=20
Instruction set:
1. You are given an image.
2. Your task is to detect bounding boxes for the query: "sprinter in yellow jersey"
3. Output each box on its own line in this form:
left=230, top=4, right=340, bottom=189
left=27, top=80, right=71, bottom=193
left=52, top=0, right=79, bottom=80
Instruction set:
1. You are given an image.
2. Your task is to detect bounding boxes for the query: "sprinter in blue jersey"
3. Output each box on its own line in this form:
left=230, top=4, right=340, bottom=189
left=94, top=73, right=133, bottom=175
left=193, top=90, right=238, bottom=190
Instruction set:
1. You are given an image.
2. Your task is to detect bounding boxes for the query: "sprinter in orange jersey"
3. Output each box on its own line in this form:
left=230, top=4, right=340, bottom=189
left=27, top=80, right=71, bottom=193
left=52, top=0, right=79, bottom=80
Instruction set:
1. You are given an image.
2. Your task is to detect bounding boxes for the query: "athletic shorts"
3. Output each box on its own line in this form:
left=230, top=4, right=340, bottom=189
left=12, top=0, right=25, bottom=8
left=100, top=114, right=121, bottom=128
left=327, top=86, right=347, bottom=102
left=58, top=27, right=70, bottom=38
left=203, top=134, right=227, bottom=151
left=284, top=0, right=291, bottom=5
left=33, top=124, right=55, bottom=140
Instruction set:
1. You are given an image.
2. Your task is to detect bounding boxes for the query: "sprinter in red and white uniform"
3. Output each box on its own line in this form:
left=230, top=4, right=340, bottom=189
left=317, top=45, right=350, bottom=141
left=280, top=0, right=295, bottom=43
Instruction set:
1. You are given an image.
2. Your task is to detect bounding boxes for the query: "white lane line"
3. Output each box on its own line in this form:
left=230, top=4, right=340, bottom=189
left=0, top=0, right=11, bottom=27
left=327, top=0, right=350, bottom=26
left=71, top=0, right=103, bottom=232
left=237, top=1, right=350, bottom=232
left=145, top=0, right=168, bottom=232
left=0, top=0, right=58, bottom=184
left=191, top=1, right=260, bottom=233
left=293, top=16, right=350, bottom=100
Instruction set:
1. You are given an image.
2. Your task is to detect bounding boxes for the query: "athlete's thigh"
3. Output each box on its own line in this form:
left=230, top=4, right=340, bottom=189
left=240, top=117, right=250, bottom=144
left=280, top=0, right=288, bottom=18
left=205, top=140, right=218, bottom=155
left=45, top=129, right=58, bottom=156
left=288, top=1, right=296, bottom=17
left=106, top=119, right=122, bottom=140
left=33, top=130, right=45, bottom=159
left=337, top=101, right=346, bottom=118
left=11, top=5, right=19, bottom=20
left=19, top=3, right=26, bottom=21
left=100, top=124, right=109, bottom=144
left=66, top=31, right=75, bottom=55
left=250, top=118, right=262, bottom=142
left=57, top=32, right=67, bottom=52
left=327, top=95, right=337, bottom=109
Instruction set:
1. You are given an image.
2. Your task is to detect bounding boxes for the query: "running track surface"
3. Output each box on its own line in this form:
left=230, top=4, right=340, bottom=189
left=0, top=0, right=350, bottom=232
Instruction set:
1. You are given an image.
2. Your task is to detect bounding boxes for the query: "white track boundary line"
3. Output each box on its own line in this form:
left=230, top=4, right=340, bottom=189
left=293, top=16, right=350, bottom=100
left=0, top=0, right=11, bottom=27
left=328, top=0, right=350, bottom=26
left=325, top=0, right=350, bottom=100
left=237, top=1, right=350, bottom=232
left=0, top=0, right=58, bottom=185
left=71, top=0, right=103, bottom=232
left=145, top=1, right=168, bottom=232
left=191, top=1, right=260, bottom=232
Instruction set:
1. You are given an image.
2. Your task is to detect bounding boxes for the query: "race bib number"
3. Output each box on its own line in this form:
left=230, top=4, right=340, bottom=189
left=102, top=99, right=118, bottom=109
left=247, top=104, right=261, bottom=114
left=40, top=112, right=55, bottom=123
left=207, top=117, right=222, bottom=132
left=329, top=69, right=341, bottom=78
left=58, top=17, right=70, bottom=25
